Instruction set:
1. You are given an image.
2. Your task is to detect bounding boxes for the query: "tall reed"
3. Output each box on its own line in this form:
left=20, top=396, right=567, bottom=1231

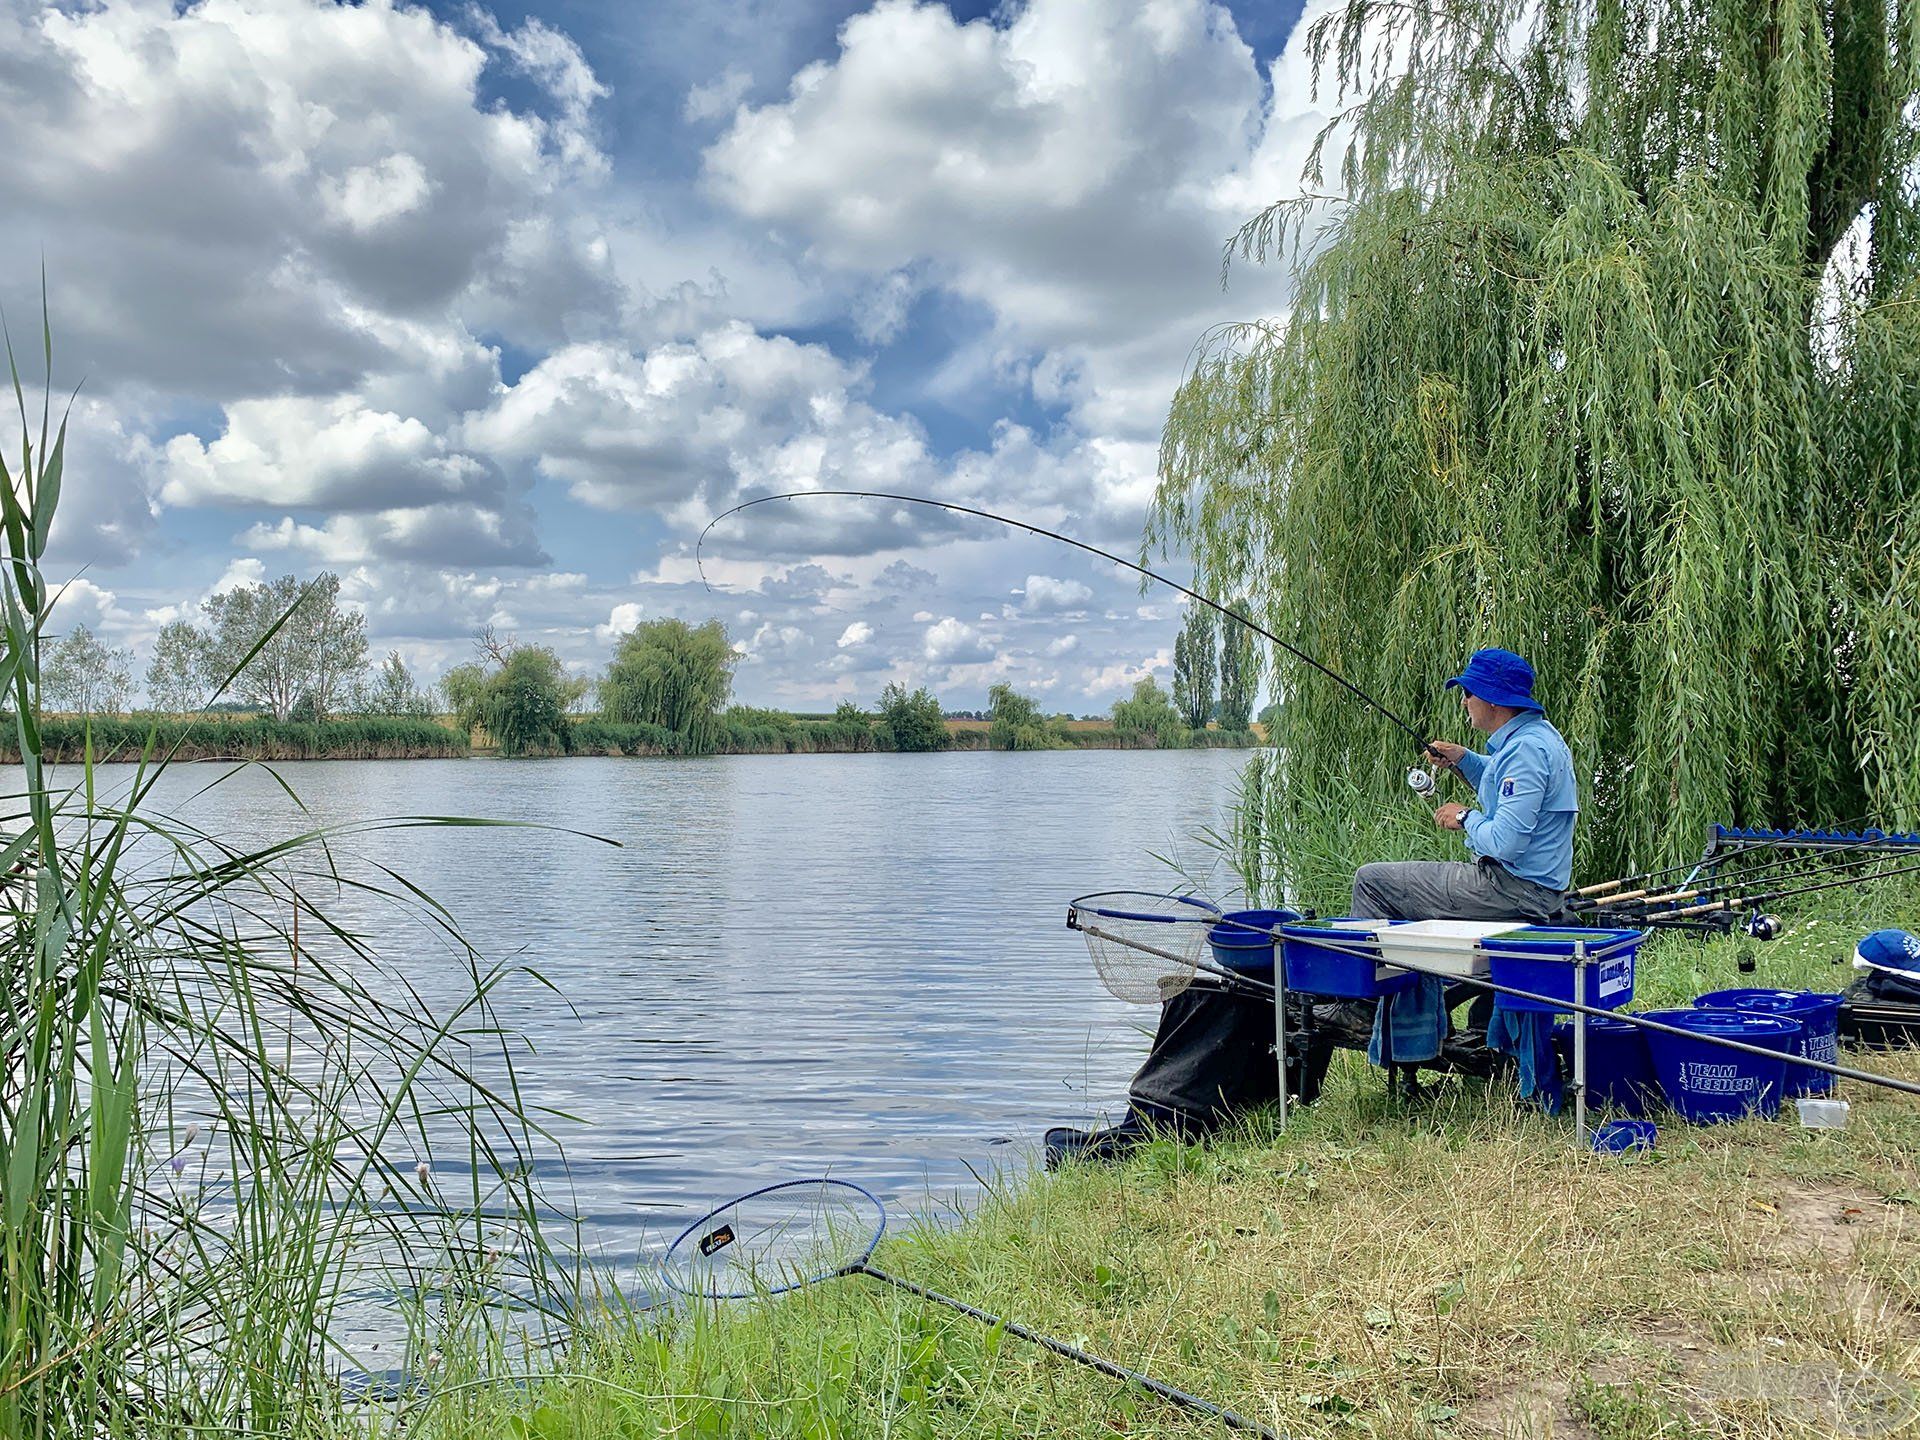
left=0, top=316, right=572, bottom=1434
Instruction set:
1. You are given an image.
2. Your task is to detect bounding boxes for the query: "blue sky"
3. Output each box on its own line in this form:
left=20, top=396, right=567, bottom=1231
left=4, top=0, right=1330, bottom=712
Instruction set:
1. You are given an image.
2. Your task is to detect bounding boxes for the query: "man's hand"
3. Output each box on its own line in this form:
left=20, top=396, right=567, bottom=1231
left=1425, top=741, right=1467, bottom=769
left=1434, top=802, right=1470, bottom=831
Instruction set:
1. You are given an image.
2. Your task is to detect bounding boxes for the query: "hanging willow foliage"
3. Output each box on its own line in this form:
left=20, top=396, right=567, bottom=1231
left=1152, top=0, right=1920, bottom=882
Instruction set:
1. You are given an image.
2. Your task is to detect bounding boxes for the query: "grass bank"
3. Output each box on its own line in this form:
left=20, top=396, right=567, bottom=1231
left=407, top=904, right=1918, bottom=1440
left=16, top=712, right=470, bottom=760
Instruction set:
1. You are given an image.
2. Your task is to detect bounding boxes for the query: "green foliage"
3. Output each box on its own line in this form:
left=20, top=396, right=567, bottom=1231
left=355, top=649, right=438, bottom=716
left=184, top=571, right=369, bottom=719
left=987, top=681, right=1066, bottom=750
left=876, top=681, right=951, bottom=752
left=572, top=709, right=878, bottom=756
left=1153, top=0, right=1920, bottom=880
left=40, top=621, right=132, bottom=713
left=480, top=646, right=575, bottom=756
left=1217, top=600, right=1260, bottom=731
left=1172, top=606, right=1216, bottom=730
left=143, top=619, right=207, bottom=712
left=600, top=618, right=736, bottom=756
left=5, top=713, right=468, bottom=762
left=442, top=659, right=488, bottom=730
left=1110, top=676, right=1189, bottom=749
left=0, top=312, right=557, bottom=1437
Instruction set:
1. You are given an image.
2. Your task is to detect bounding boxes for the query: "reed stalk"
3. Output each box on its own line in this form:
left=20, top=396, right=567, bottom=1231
left=0, top=308, right=573, bottom=1435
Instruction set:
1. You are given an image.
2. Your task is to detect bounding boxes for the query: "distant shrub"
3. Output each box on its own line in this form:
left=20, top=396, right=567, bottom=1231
left=13, top=714, right=469, bottom=762
left=875, top=683, right=950, bottom=752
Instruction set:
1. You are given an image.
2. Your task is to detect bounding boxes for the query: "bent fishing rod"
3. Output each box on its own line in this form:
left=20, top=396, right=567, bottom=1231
left=699, top=489, right=1443, bottom=766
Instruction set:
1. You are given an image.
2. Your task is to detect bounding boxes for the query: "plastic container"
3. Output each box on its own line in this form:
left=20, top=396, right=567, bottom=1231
left=1372, top=919, right=1512, bottom=978
left=1794, top=1097, right=1850, bottom=1129
left=1588, top=1118, right=1656, bottom=1153
left=1205, top=908, right=1300, bottom=976
left=1640, top=1008, right=1801, bottom=1123
left=1692, top=989, right=1844, bottom=1097
left=1554, top=1014, right=1660, bottom=1116
left=1482, top=927, right=1641, bottom=1013
left=1279, top=919, right=1416, bottom=999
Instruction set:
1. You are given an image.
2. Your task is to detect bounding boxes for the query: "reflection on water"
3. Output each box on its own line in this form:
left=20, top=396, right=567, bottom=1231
left=109, top=749, right=1253, bottom=1342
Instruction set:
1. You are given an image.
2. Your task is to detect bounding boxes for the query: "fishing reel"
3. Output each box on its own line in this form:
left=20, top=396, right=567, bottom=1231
left=1407, top=766, right=1437, bottom=801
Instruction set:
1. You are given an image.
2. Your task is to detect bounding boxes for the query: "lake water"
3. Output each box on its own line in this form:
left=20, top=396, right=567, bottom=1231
left=120, top=749, right=1256, bottom=1333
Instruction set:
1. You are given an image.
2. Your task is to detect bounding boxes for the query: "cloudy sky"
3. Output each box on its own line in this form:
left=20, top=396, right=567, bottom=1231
left=6, top=0, right=1329, bottom=712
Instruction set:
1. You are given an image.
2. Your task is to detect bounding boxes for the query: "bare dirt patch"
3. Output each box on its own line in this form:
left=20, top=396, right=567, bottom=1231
left=1461, top=1376, right=1601, bottom=1439
left=1767, top=1182, right=1887, bottom=1264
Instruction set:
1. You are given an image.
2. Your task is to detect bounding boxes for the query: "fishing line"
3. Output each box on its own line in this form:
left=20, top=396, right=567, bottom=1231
left=697, top=490, right=1434, bottom=753
left=660, top=1178, right=1283, bottom=1438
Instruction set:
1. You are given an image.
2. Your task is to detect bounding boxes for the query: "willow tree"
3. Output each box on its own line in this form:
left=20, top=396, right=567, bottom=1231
left=1153, top=0, right=1920, bottom=880
left=601, top=618, right=737, bottom=755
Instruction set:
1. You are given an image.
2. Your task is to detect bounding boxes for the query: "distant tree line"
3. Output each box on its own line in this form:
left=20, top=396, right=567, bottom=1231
left=1171, top=602, right=1261, bottom=732
left=45, top=571, right=438, bottom=722
left=39, top=576, right=1258, bottom=759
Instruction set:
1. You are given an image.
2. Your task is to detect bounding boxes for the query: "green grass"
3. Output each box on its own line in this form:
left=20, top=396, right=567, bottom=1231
left=395, top=902, right=1919, bottom=1440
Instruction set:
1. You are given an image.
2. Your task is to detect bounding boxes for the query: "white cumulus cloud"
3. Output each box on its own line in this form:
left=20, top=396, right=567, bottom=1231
left=923, top=616, right=994, bottom=664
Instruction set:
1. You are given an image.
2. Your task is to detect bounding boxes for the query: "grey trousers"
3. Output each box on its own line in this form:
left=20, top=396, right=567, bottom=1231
left=1350, top=858, right=1567, bottom=923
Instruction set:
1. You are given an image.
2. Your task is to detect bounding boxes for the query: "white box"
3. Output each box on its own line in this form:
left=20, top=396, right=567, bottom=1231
left=1373, top=919, right=1524, bottom=978
left=1794, top=1098, right=1849, bottom=1129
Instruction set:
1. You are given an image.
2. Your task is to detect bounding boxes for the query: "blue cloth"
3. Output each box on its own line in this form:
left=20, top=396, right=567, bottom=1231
left=1445, top=648, right=1543, bottom=712
left=1487, top=1004, right=1563, bottom=1113
left=1368, top=974, right=1448, bottom=1066
left=1456, top=713, right=1579, bottom=890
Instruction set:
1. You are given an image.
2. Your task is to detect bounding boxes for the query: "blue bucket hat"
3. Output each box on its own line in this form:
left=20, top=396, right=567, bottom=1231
left=1854, top=928, right=1920, bottom=976
left=1445, top=648, right=1543, bottom=712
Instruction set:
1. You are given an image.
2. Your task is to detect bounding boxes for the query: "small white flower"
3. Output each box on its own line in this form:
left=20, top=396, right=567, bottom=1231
left=416, top=1162, right=431, bottom=1187
left=182, top=1122, right=200, bottom=1147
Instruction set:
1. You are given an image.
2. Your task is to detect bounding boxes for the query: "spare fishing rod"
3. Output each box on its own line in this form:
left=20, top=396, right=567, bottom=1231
left=1636, top=853, right=1920, bottom=922
left=1586, top=844, right=1908, bottom=916
left=1577, top=813, right=1902, bottom=896
left=698, top=491, right=1452, bottom=793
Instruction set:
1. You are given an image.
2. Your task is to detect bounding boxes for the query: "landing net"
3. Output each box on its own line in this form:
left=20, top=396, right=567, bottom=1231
left=1066, top=890, right=1223, bottom=1004
left=659, top=1178, right=884, bottom=1301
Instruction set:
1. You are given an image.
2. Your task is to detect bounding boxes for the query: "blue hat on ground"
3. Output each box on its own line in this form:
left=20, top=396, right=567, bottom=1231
left=1445, top=648, right=1544, bottom=712
left=1853, top=928, right=1920, bottom=975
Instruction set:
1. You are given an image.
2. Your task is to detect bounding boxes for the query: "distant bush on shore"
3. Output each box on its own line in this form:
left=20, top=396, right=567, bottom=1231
left=573, top=709, right=878, bottom=756
left=12, top=713, right=470, bottom=762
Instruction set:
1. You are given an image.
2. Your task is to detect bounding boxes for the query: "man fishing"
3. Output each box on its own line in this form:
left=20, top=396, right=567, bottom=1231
left=1352, top=647, right=1577, bottom=924
left=1342, top=648, right=1579, bottom=1094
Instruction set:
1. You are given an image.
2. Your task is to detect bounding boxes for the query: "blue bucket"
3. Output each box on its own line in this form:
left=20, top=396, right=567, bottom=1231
left=1555, top=1015, right=1660, bottom=1116
left=1641, top=1008, right=1802, bottom=1123
left=1279, top=919, right=1416, bottom=999
left=1483, top=927, right=1642, bottom=1013
left=1205, top=908, right=1300, bottom=975
left=1589, top=1118, right=1656, bottom=1153
left=1692, top=989, right=1844, bottom=1097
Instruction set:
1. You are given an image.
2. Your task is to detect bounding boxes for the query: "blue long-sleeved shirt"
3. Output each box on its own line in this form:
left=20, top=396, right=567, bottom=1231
left=1456, top=713, right=1579, bottom=891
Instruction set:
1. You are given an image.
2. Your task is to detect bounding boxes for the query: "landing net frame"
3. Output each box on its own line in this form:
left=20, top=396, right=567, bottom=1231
left=1064, top=890, right=1227, bottom=1004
